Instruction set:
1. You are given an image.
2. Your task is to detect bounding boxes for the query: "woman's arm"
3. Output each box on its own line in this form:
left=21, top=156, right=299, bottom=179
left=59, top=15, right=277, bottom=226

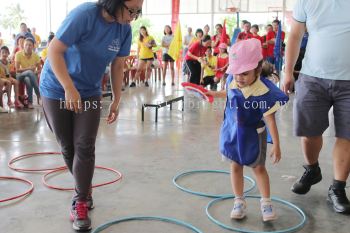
left=48, top=37, right=81, bottom=113
left=107, top=56, right=125, bottom=124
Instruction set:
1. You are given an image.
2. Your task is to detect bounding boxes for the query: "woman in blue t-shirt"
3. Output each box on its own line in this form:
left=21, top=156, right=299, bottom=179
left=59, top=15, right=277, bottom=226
left=39, top=0, right=143, bottom=231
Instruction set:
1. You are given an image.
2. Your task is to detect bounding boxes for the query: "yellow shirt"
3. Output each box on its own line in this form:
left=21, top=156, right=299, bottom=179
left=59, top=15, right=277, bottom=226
left=33, top=34, right=41, bottom=48
left=41, top=47, right=48, bottom=60
left=138, top=36, right=155, bottom=59
left=202, top=55, right=217, bottom=77
left=15, top=51, right=40, bottom=70
left=0, top=61, right=10, bottom=78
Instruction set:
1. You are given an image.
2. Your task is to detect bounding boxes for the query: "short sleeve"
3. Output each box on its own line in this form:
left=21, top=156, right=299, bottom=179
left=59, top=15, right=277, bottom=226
left=293, top=0, right=307, bottom=23
left=117, top=25, right=132, bottom=57
left=14, top=52, right=21, bottom=63
left=260, top=83, right=289, bottom=117
left=55, top=5, right=89, bottom=47
left=189, top=42, right=199, bottom=54
left=266, top=31, right=275, bottom=41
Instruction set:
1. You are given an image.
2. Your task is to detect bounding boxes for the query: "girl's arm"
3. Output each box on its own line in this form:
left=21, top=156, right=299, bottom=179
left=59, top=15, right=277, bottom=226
left=206, top=90, right=226, bottom=98
left=264, top=112, right=281, bottom=164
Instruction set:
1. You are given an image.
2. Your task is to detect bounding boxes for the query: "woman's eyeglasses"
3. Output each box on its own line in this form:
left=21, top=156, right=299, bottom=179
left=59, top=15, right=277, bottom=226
left=123, top=4, right=142, bottom=19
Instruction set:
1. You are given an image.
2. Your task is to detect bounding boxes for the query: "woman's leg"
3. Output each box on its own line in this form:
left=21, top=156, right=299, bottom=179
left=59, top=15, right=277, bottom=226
left=145, top=60, right=153, bottom=83
left=162, top=61, right=168, bottom=84
left=186, top=60, right=201, bottom=85
left=131, top=60, right=146, bottom=86
left=72, top=96, right=101, bottom=202
left=169, top=61, right=175, bottom=84
left=42, top=97, right=75, bottom=172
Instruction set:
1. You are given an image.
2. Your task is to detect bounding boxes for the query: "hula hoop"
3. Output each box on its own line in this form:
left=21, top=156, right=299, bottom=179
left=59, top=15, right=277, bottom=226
left=173, top=170, right=256, bottom=198
left=92, top=216, right=204, bottom=233
left=206, top=195, right=306, bottom=233
left=0, top=176, right=34, bottom=203
left=8, top=152, right=65, bottom=172
left=42, top=166, right=122, bottom=191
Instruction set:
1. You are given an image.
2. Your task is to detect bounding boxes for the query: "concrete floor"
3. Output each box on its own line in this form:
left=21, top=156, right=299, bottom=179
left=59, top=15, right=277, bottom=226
left=0, top=76, right=349, bottom=233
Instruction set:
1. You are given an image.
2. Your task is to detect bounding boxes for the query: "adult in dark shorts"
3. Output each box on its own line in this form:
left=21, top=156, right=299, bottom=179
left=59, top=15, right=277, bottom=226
left=161, top=25, right=175, bottom=86
left=284, top=0, right=350, bottom=214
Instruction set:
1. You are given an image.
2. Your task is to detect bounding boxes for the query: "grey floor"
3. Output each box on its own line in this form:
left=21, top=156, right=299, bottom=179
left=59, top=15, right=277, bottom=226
left=0, top=76, right=349, bottom=233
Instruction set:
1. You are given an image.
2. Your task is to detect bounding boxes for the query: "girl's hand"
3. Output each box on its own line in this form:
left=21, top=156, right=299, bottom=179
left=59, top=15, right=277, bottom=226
left=270, top=144, right=281, bottom=164
left=107, top=100, right=120, bottom=124
left=64, top=86, right=82, bottom=113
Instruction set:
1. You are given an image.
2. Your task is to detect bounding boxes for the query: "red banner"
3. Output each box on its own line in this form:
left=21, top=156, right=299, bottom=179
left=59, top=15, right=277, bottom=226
left=171, top=0, right=180, bottom=31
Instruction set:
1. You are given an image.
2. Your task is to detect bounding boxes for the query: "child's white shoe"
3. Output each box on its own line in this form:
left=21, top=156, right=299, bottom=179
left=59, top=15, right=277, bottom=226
left=230, top=197, right=247, bottom=219
left=260, top=198, right=277, bottom=222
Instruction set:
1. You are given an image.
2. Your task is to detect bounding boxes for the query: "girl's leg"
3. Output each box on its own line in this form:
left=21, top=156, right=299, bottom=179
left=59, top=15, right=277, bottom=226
left=162, top=61, right=168, bottom=84
left=10, top=78, right=20, bottom=101
left=170, top=61, right=175, bottom=85
left=231, top=161, right=244, bottom=197
left=230, top=161, right=247, bottom=219
left=252, top=165, right=270, bottom=198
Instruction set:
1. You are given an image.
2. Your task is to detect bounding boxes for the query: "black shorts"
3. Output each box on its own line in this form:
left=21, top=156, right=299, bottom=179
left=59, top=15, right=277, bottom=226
left=162, top=53, right=174, bottom=62
left=140, top=58, right=154, bottom=61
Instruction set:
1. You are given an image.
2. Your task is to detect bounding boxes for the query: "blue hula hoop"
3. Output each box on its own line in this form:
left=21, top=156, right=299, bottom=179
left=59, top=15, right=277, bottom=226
left=206, top=195, right=307, bottom=233
left=173, top=170, right=256, bottom=198
left=92, top=216, right=204, bottom=233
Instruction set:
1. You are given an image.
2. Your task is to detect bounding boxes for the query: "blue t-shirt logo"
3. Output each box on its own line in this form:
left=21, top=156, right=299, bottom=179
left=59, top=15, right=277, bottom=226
left=109, top=39, right=120, bottom=53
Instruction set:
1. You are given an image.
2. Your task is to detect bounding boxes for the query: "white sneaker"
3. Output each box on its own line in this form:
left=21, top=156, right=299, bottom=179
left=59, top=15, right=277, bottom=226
left=260, top=198, right=277, bottom=221
left=230, top=197, right=247, bottom=219
left=0, top=106, right=8, bottom=113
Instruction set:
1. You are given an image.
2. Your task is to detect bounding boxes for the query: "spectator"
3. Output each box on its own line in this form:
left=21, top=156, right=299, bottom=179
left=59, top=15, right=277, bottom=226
left=41, top=34, right=55, bottom=61
left=161, top=25, right=175, bottom=86
left=215, top=43, right=229, bottom=89
left=212, top=24, right=230, bottom=56
left=189, top=28, right=203, bottom=47
left=237, top=21, right=253, bottom=42
left=266, top=20, right=285, bottom=65
left=15, top=23, right=35, bottom=44
left=203, top=24, right=210, bottom=36
left=182, top=27, right=194, bottom=75
left=262, top=24, right=273, bottom=60
left=129, top=26, right=156, bottom=87
left=200, top=46, right=217, bottom=90
left=31, top=27, right=42, bottom=49
left=284, top=0, right=350, bottom=215
left=0, top=46, right=24, bottom=108
left=15, top=38, right=41, bottom=109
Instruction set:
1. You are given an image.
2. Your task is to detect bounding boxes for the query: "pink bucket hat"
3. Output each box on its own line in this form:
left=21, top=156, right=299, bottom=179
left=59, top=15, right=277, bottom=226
left=227, top=38, right=263, bottom=75
left=218, top=43, right=227, bottom=49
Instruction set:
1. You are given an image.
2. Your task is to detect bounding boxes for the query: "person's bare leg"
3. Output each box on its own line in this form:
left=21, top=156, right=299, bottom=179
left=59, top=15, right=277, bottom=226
left=252, top=165, right=270, bottom=198
left=231, top=162, right=244, bottom=197
left=170, top=62, right=175, bottom=84
left=162, top=61, right=168, bottom=84
left=333, top=138, right=350, bottom=181
left=302, top=136, right=323, bottom=165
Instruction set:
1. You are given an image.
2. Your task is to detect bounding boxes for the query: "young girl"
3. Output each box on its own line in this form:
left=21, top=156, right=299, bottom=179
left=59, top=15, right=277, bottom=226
left=130, top=26, right=156, bottom=87
left=161, top=25, right=175, bottom=86
left=0, top=46, right=24, bottom=108
left=215, top=43, right=229, bottom=90
left=207, top=39, right=288, bottom=221
left=200, top=47, right=217, bottom=90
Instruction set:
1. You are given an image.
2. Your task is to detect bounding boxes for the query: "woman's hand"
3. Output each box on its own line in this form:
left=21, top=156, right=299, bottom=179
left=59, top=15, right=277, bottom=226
left=64, top=86, right=82, bottom=113
left=270, top=144, right=281, bottom=164
left=107, top=100, right=120, bottom=124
